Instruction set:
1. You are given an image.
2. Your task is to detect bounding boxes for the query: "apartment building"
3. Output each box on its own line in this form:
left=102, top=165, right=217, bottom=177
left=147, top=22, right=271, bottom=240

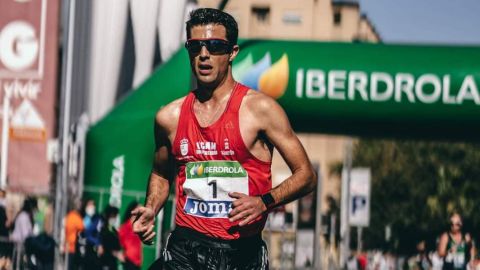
left=198, top=0, right=380, bottom=42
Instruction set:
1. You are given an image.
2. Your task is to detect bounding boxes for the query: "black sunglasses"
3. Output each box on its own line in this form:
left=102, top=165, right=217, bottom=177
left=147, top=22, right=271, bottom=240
left=185, top=39, right=232, bottom=55
left=450, top=221, right=462, bottom=227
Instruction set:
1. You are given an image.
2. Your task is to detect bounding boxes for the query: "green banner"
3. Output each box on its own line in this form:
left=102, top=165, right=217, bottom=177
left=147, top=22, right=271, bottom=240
left=85, top=40, right=480, bottom=202
left=233, top=40, right=480, bottom=140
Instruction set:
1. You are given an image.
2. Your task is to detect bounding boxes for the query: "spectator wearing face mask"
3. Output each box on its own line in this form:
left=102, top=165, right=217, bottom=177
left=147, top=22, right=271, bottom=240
left=76, top=199, right=102, bottom=270
left=82, top=199, right=97, bottom=230
left=99, top=205, right=124, bottom=270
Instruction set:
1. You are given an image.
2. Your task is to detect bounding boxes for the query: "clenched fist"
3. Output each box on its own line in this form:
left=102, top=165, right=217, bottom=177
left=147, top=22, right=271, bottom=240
left=132, top=206, right=156, bottom=245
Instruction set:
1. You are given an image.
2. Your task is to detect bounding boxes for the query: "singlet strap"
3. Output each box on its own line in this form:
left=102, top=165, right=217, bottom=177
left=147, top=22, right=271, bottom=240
left=172, top=91, right=195, bottom=146
left=180, top=91, right=195, bottom=118
left=227, top=83, right=250, bottom=114
left=448, top=232, right=466, bottom=246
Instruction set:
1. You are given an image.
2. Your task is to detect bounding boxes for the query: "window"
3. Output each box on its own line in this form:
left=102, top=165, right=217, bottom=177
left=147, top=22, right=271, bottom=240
left=283, top=12, right=302, bottom=25
left=333, top=9, right=342, bottom=25
left=252, top=6, right=270, bottom=23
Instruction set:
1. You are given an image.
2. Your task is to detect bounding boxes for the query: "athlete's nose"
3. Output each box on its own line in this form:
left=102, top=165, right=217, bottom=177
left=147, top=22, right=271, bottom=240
left=199, top=45, right=210, bottom=59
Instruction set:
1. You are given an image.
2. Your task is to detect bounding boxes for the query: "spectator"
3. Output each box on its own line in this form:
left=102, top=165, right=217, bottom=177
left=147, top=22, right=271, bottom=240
left=0, top=189, right=12, bottom=270
left=24, top=232, right=55, bottom=270
left=82, top=199, right=96, bottom=230
left=99, top=205, right=124, bottom=270
left=10, top=197, right=37, bottom=269
left=357, top=252, right=367, bottom=270
left=11, top=197, right=37, bottom=243
left=76, top=199, right=102, bottom=270
left=65, top=199, right=84, bottom=270
left=119, top=201, right=142, bottom=270
left=346, top=251, right=359, bottom=270
left=414, top=240, right=432, bottom=270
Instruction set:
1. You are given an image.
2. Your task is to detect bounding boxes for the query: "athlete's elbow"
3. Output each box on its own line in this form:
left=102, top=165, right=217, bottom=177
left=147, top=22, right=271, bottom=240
left=304, top=167, right=317, bottom=194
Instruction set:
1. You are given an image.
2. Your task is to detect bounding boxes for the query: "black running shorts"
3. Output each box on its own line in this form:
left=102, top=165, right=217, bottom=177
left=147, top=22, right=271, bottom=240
left=148, top=226, right=269, bottom=270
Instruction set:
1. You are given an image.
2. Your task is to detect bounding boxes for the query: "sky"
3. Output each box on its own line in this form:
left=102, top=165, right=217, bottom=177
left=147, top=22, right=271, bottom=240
left=358, top=0, right=480, bottom=45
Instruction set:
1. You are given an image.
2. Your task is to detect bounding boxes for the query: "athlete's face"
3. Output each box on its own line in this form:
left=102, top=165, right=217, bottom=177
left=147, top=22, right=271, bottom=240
left=450, top=214, right=462, bottom=232
left=187, top=24, right=239, bottom=87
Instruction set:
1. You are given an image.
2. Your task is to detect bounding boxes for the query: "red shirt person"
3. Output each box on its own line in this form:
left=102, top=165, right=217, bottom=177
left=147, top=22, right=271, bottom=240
left=118, top=201, right=142, bottom=270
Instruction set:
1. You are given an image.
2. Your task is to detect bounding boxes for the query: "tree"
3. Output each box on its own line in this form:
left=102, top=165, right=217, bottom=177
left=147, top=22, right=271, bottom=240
left=351, top=139, right=480, bottom=254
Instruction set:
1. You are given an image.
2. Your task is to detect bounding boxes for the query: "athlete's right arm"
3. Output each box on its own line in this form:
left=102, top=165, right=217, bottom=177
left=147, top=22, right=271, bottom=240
left=437, top=232, right=449, bottom=257
left=132, top=106, right=177, bottom=244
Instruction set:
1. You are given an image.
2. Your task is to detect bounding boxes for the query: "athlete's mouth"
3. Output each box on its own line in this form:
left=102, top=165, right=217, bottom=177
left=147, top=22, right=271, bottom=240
left=198, top=64, right=213, bottom=70
left=198, top=64, right=213, bottom=75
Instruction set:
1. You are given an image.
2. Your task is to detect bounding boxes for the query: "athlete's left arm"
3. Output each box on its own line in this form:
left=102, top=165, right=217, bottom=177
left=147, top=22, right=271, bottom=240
left=466, top=233, right=476, bottom=264
left=229, top=95, right=316, bottom=226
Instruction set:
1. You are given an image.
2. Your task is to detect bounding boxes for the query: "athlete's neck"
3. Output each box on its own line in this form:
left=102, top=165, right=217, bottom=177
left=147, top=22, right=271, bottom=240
left=195, top=75, right=236, bottom=103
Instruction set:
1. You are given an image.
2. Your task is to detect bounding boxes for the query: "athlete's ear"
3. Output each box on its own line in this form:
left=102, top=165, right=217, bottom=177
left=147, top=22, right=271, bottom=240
left=229, top=45, right=239, bottom=62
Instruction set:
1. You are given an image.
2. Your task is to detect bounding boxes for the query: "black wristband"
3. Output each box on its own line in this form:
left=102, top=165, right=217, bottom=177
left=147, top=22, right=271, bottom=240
left=260, top=192, right=275, bottom=210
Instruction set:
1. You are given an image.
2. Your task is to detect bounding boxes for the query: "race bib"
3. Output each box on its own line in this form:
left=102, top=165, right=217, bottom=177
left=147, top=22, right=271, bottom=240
left=183, top=161, right=249, bottom=218
left=453, top=253, right=465, bottom=268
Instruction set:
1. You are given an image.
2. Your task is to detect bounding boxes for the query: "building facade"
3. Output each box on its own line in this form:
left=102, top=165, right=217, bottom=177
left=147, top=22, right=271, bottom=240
left=198, top=0, right=380, bottom=42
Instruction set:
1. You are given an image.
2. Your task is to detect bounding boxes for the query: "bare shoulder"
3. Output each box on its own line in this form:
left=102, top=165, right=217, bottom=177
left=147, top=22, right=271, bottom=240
left=242, top=89, right=283, bottom=116
left=439, top=232, right=449, bottom=241
left=155, top=96, right=186, bottom=132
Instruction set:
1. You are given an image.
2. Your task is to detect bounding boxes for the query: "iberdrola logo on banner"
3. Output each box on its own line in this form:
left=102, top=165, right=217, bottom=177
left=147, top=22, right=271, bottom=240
left=233, top=53, right=289, bottom=99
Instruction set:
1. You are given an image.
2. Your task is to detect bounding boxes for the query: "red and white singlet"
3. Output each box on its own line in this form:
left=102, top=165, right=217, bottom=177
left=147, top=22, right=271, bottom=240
left=171, top=83, right=272, bottom=240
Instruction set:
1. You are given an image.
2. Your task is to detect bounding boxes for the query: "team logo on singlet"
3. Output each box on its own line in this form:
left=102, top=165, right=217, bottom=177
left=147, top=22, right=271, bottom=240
left=221, top=138, right=235, bottom=156
left=195, top=141, right=218, bottom=155
left=180, top=138, right=189, bottom=156
left=183, top=161, right=248, bottom=218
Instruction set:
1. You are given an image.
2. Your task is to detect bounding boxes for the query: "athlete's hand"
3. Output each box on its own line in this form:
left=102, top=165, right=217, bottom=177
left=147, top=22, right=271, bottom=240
left=228, top=192, right=267, bottom=226
left=132, top=206, right=156, bottom=245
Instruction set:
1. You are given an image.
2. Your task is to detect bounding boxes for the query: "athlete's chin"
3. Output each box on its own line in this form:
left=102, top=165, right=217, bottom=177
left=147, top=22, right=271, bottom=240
left=196, top=75, right=219, bottom=87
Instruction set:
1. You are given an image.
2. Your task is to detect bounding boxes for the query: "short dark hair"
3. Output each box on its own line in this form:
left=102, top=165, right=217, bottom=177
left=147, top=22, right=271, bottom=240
left=103, top=205, right=119, bottom=219
left=186, top=8, right=238, bottom=45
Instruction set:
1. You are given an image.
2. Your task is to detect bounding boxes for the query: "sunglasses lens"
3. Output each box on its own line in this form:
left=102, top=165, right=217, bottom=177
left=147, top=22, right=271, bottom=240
left=185, top=41, right=202, bottom=54
left=207, top=40, right=229, bottom=54
left=186, top=39, right=230, bottom=55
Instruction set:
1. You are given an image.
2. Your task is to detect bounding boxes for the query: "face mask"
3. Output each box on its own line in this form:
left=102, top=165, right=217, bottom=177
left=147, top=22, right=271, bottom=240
left=85, top=205, right=95, bottom=217
left=109, top=216, right=120, bottom=229
left=0, top=199, right=5, bottom=207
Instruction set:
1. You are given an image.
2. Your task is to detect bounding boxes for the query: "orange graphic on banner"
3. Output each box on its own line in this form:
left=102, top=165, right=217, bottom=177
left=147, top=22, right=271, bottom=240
left=9, top=99, right=46, bottom=142
left=9, top=127, right=46, bottom=141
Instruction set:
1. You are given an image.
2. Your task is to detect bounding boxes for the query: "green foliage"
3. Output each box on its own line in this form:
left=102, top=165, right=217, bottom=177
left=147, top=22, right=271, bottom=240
left=353, top=139, right=480, bottom=254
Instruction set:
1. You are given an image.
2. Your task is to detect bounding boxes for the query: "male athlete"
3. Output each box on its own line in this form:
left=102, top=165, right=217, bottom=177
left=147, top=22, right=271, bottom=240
left=132, top=8, right=316, bottom=269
